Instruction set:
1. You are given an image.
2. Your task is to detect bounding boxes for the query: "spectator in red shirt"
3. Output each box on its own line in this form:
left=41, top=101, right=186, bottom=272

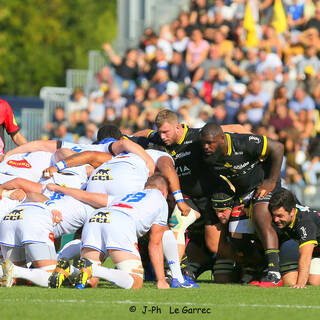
left=0, top=99, right=27, bottom=159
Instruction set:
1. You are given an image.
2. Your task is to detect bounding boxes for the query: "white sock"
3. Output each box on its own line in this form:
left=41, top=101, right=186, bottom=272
left=92, top=265, right=134, bottom=289
left=57, top=239, right=81, bottom=260
left=162, top=230, right=184, bottom=282
left=13, top=265, right=50, bottom=287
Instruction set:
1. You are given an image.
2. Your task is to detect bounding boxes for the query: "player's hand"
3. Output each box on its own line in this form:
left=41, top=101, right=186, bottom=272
left=42, top=166, right=57, bottom=179
left=46, top=183, right=63, bottom=193
left=156, top=279, right=170, bottom=289
left=177, top=201, right=191, bottom=216
left=254, top=179, right=276, bottom=199
left=145, top=158, right=156, bottom=177
left=103, top=43, right=112, bottom=52
left=291, top=284, right=306, bottom=289
left=9, top=189, right=26, bottom=201
left=51, top=209, right=63, bottom=224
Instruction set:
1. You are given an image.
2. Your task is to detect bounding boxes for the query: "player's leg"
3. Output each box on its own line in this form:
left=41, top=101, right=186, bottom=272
left=279, top=240, right=299, bottom=286
left=3, top=243, right=57, bottom=287
left=76, top=248, right=142, bottom=289
left=252, top=201, right=282, bottom=286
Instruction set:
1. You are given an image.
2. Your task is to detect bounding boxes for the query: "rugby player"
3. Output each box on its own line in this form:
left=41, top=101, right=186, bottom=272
left=211, top=191, right=299, bottom=286
left=269, top=189, right=320, bottom=288
left=199, top=122, right=284, bottom=286
left=52, top=174, right=173, bottom=290
left=134, top=109, right=247, bottom=263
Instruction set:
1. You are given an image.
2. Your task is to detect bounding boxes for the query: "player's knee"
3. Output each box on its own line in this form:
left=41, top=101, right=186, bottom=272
left=116, top=259, right=144, bottom=289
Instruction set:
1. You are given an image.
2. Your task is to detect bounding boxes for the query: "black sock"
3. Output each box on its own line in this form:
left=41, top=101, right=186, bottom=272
left=265, top=249, right=280, bottom=272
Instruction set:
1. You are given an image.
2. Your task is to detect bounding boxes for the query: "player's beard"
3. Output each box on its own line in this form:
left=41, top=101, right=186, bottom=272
left=203, top=145, right=224, bottom=165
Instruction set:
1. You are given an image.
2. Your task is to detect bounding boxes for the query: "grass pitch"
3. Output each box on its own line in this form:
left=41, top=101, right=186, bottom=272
left=1, top=271, right=319, bottom=320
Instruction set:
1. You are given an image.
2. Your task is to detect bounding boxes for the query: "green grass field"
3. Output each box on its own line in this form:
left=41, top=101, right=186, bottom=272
left=1, top=271, right=320, bottom=320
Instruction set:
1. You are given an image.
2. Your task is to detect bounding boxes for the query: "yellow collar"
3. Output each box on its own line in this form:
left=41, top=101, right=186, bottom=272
left=288, top=208, right=297, bottom=229
left=177, top=124, right=188, bottom=145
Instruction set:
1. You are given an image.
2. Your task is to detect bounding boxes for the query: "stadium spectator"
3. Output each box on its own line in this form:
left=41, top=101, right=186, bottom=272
left=45, top=106, right=68, bottom=140
left=88, top=90, right=106, bottom=125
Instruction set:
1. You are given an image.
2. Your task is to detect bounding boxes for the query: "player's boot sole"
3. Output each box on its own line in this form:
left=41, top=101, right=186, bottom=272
left=48, top=258, right=71, bottom=288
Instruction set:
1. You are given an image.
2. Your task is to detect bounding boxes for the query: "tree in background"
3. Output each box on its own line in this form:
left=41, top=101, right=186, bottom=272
left=0, top=0, right=117, bottom=96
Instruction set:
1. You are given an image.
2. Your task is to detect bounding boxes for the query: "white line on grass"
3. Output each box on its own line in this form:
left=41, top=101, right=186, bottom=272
left=0, top=299, right=320, bottom=309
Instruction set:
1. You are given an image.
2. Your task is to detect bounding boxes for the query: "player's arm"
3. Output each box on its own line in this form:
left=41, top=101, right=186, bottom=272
left=4, top=140, right=58, bottom=160
left=110, top=139, right=155, bottom=176
left=148, top=224, right=170, bottom=289
left=43, top=151, right=111, bottom=178
left=10, top=131, right=27, bottom=146
left=0, top=177, right=42, bottom=194
left=255, top=138, right=284, bottom=198
left=46, top=183, right=108, bottom=208
left=133, top=129, right=153, bottom=137
left=292, top=242, right=315, bottom=288
left=221, top=124, right=252, bottom=134
left=156, top=156, right=191, bottom=216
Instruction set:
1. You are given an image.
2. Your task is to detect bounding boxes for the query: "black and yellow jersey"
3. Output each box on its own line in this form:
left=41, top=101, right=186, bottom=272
left=281, top=205, right=320, bottom=251
left=204, top=133, right=269, bottom=196
left=147, top=125, right=227, bottom=198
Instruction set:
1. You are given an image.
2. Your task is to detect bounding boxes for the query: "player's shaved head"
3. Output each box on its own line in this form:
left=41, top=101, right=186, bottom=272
left=145, top=173, right=169, bottom=193
left=200, top=122, right=223, bottom=138
left=155, top=109, right=178, bottom=128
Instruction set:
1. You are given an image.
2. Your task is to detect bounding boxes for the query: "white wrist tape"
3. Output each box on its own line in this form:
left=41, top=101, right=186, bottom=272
left=1, top=189, right=17, bottom=199
left=54, top=160, right=67, bottom=171
left=173, top=190, right=184, bottom=203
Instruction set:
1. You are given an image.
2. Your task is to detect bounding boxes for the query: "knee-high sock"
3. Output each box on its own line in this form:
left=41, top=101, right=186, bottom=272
left=92, top=265, right=134, bottom=289
left=13, top=266, right=50, bottom=287
left=58, top=239, right=81, bottom=260
left=162, top=230, right=184, bottom=282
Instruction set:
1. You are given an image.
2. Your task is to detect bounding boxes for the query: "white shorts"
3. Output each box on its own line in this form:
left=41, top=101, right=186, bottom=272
left=86, top=163, right=148, bottom=196
left=279, top=240, right=299, bottom=274
left=0, top=203, right=55, bottom=248
left=1, top=243, right=56, bottom=262
left=81, top=209, right=140, bottom=257
left=310, top=257, right=320, bottom=275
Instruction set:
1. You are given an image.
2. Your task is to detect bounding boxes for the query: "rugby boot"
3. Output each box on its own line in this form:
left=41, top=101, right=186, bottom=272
left=48, top=258, right=70, bottom=288
left=74, top=258, right=92, bottom=289
left=258, top=271, right=283, bottom=287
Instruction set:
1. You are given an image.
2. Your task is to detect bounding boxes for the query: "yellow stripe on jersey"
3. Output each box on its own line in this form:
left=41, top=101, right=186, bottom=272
left=177, top=124, right=188, bottom=145
left=261, top=135, right=267, bottom=157
left=288, top=209, right=297, bottom=229
left=146, top=130, right=154, bottom=138
left=299, top=240, right=318, bottom=248
left=225, top=133, right=232, bottom=156
left=219, top=175, right=235, bottom=192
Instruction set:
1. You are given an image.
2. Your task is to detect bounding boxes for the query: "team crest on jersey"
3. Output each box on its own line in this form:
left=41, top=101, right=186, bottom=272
left=89, top=211, right=111, bottom=223
left=49, top=232, right=55, bottom=242
left=7, top=159, right=32, bottom=169
left=3, top=209, right=24, bottom=221
left=91, top=169, right=113, bottom=181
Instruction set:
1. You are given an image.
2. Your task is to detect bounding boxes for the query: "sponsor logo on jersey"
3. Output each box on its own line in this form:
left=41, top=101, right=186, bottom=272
left=249, top=136, right=261, bottom=144
left=3, top=209, right=24, bottom=221
left=224, top=162, right=233, bottom=168
left=300, top=226, right=308, bottom=240
left=176, top=165, right=191, bottom=176
left=7, top=159, right=32, bottom=169
left=233, top=162, right=249, bottom=170
left=174, top=151, right=191, bottom=159
left=89, top=211, right=111, bottom=223
left=91, top=169, right=113, bottom=181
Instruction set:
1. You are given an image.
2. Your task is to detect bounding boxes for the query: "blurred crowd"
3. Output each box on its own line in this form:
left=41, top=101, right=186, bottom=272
left=44, top=0, right=320, bottom=192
